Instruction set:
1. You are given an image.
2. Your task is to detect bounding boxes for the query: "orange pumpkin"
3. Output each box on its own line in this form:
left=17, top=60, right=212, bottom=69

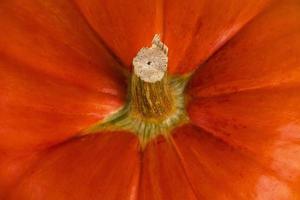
left=1, top=0, right=300, bottom=199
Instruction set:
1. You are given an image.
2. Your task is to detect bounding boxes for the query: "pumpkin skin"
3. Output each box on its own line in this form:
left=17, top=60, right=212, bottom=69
left=1, top=0, right=300, bottom=199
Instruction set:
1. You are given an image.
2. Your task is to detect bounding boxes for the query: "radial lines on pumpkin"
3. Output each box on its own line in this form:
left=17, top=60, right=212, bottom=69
left=83, top=35, right=189, bottom=148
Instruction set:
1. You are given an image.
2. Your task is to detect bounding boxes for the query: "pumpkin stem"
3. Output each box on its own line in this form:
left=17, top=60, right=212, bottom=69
left=131, top=34, right=172, bottom=119
left=82, top=35, right=190, bottom=148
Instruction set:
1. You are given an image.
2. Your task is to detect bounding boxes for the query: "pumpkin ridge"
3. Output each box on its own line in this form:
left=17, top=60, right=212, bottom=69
left=169, top=136, right=203, bottom=199
left=72, top=0, right=128, bottom=70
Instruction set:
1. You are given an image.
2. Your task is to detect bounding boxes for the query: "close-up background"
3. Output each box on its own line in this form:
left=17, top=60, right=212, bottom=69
left=0, top=0, right=300, bottom=199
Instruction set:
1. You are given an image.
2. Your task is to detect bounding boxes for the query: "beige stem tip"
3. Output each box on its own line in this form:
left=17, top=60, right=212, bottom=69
left=133, top=34, right=168, bottom=83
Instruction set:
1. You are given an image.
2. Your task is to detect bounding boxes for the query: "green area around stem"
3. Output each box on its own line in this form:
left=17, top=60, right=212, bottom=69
left=84, top=75, right=190, bottom=148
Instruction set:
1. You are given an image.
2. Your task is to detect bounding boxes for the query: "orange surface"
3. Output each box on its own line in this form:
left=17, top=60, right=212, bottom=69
left=1, top=0, right=300, bottom=199
left=0, top=0, right=126, bottom=151
left=7, top=132, right=140, bottom=200
left=188, top=0, right=300, bottom=97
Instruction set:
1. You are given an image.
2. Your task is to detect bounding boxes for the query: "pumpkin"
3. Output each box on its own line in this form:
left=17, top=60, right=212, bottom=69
left=1, top=0, right=300, bottom=199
